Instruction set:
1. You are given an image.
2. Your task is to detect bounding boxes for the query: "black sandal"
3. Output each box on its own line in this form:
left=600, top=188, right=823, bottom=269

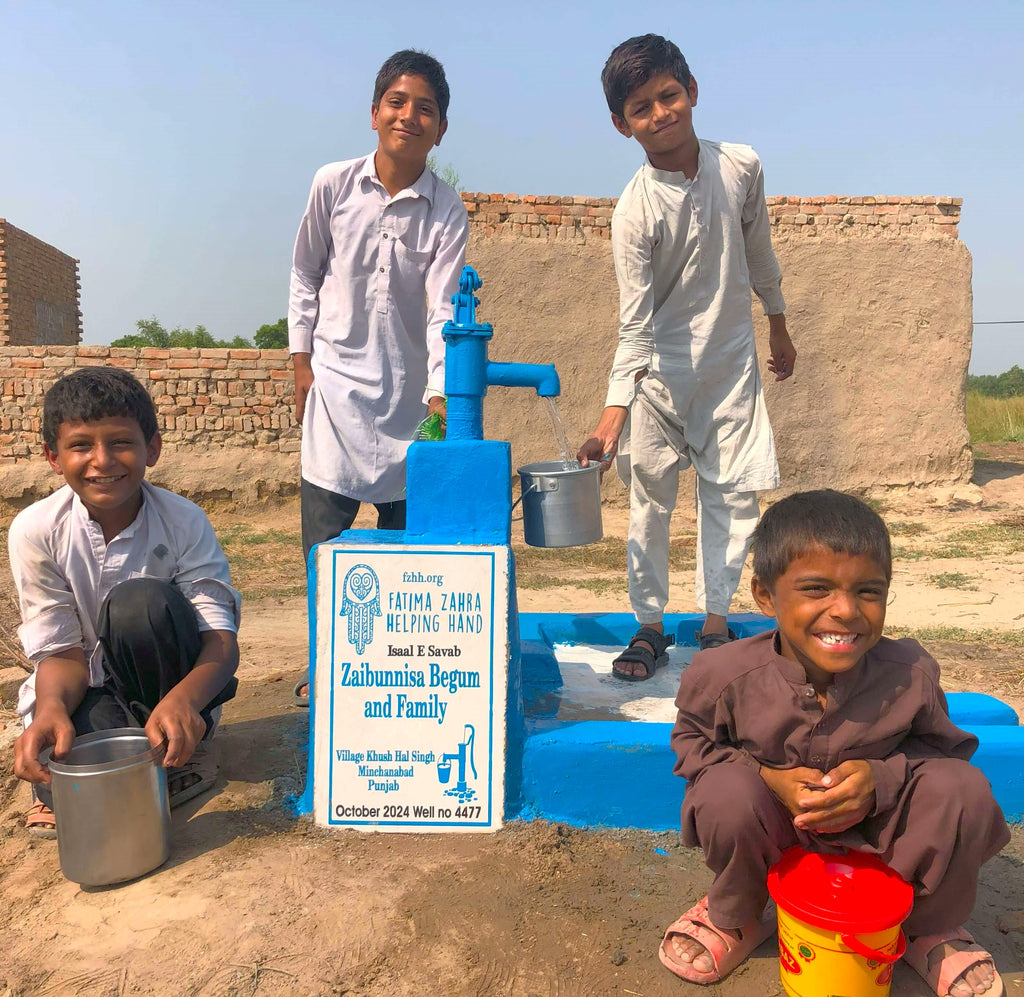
left=612, top=626, right=675, bottom=682
left=695, top=628, right=738, bottom=652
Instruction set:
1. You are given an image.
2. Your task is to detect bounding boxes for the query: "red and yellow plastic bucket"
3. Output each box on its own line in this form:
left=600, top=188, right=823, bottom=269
left=767, top=847, right=914, bottom=997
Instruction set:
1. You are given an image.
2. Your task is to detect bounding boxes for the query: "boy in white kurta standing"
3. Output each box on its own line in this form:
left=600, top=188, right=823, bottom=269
left=578, top=34, right=797, bottom=679
left=288, top=50, right=469, bottom=705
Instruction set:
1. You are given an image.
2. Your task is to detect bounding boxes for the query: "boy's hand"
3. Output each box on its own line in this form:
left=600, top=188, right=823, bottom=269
left=426, top=395, right=447, bottom=430
left=766, top=314, right=796, bottom=381
left=14, top=704, right=76, bottom=784
left=759, top=764, right=827, bottom=817
left=292, top=352, right=314, bottom=424
left=792, top=760, right=876, bottom=834
left=578, top=405, right=629, bottom=470
left=145, top=692, right=207, bottom=769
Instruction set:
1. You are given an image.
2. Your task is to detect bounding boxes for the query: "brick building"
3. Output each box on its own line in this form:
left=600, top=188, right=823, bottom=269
left=0, top=219, right=82, bottom=347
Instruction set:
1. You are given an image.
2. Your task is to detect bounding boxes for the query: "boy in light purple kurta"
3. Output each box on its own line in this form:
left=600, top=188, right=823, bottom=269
left=662, top=490, right=1009, bottom=997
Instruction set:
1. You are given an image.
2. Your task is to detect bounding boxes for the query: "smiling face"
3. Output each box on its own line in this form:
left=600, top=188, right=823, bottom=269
left=751, top=545, right=889, bottom=687
left=612, top=71, right=698, bottom=170
left=45, top=417, right=161, bottom=538
left=371, top=72, right=447, bottom=171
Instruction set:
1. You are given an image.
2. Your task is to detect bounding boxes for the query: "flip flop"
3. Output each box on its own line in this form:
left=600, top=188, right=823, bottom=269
left=25, top=796, right=57, bottom=839
left=612, top=626, right=675, bottom=682
left=167, top=741, right=219, bottom=808
left=905, top=928, right=1004, bottom=997
left=659, top=895, right=776, bottom=984
left=292, top=678, right=310, bottom=708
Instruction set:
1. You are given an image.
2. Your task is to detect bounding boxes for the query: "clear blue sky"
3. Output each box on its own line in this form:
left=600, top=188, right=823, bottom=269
left=2, top=0, right=1021, bottom=372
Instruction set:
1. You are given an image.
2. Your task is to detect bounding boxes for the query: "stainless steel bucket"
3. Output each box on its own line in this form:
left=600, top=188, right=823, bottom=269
left=516, top=461, right=603, bottom=548
left=40, top=728, right=170, bottom=886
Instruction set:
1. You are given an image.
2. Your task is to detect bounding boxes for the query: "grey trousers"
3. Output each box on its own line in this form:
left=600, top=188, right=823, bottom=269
left=300, top=477, right=405, bottom=561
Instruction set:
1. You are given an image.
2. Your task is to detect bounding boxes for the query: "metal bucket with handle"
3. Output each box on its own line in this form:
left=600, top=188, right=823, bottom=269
left=515, top=461, right=603, bottom=548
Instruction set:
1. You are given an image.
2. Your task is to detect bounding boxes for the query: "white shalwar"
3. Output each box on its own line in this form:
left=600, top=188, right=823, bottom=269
left=605, top=141, right=786, bottom=621
left=289, top=155, right=469, bottom=503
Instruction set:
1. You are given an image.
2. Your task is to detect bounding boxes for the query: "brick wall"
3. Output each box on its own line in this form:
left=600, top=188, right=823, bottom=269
left=459, top=193, right=962, bottom=240
left=0, top=220, right=82, bottom=347
left=0, top=346, right=296, bottom=459
left=0, top=191, right=972, bottom=502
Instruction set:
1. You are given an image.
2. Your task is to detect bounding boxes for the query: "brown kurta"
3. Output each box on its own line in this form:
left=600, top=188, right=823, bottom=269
left=671, top=631, right=1010, bottom=934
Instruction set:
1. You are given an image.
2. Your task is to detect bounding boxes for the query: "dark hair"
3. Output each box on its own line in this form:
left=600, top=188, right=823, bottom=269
left=373, top=49, right=451, bottom=122
left=601, top=34, right=691, bottom=117
left=751, top=490, right=892, bottom=587
left=43, top=367, right=159, bottom=450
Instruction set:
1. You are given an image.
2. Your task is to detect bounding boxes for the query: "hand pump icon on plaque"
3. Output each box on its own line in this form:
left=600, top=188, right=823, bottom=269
left=437, top=725, right=477, bottom=802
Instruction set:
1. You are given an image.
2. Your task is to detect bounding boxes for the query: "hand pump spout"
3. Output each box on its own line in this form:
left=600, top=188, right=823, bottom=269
left=442, top=266, right=561, bottom=442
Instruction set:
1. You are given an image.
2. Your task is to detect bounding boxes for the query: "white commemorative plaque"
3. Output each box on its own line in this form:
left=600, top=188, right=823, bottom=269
left=312, top=544, right=510, bottom=832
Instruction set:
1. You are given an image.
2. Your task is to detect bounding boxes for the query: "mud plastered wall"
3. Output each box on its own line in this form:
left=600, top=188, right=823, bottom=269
left=466, top=194, right=971, bottom=497
left=0, top=196, right=970, bottom=507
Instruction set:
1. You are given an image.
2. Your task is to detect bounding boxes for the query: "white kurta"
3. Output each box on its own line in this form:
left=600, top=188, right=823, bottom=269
left=289, top=155, right=469, bottom=503
left=607, top=140, right=784, bottom=492
left=9, top=482, right=241, bottom=719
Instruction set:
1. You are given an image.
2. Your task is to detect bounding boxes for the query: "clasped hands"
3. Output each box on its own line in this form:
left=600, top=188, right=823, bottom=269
left=759, top=760, right=875, bottom=835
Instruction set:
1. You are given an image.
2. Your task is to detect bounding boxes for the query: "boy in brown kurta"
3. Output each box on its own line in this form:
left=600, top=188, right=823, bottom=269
left=662, top=490, right=1009, bottom=997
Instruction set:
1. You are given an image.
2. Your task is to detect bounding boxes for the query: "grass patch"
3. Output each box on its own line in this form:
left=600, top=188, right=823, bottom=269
left=943, top=523, right=1024, bottom=554
left=927, top=572, right=979, bottom=590
left=892, top=546, right=927, bottom=561
left=894, top=522, right=1023, bottom=562
left=887, top=625, right=1024, bottom=648
left=967, top=391, right=1024, bottom=443
left=216, top=525, right=300, bottom=546
left=216, top=524, right=304, bottom=601
left=887, top=521, right=929, bottom=537
left=931, top=544, right=974, bottom=560
left=515, top=573, right=626, bottom=596
left=513, top=535, right=695, bottom=572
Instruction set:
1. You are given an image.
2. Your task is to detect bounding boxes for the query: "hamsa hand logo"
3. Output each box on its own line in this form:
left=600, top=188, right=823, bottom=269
left=339, top=564, right=381, bottom=654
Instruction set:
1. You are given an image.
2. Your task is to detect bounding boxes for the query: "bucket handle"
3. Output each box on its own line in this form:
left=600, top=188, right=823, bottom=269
left=511, top=476, right=556, bottom=515
left=838, top=929, right=906, bottom=964
left=510, top=480, right=537, bottom=515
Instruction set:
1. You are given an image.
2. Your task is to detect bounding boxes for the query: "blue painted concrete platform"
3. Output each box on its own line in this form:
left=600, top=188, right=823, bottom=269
left=517, top=613, right=1024, bottom=828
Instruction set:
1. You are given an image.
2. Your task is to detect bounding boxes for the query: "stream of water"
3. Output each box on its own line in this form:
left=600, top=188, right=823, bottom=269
left=545, top=397, right=580, bottom=470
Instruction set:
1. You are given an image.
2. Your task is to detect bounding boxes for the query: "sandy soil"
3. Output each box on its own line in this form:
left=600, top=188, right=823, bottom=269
left=1, top=449, right=1023, bottom=996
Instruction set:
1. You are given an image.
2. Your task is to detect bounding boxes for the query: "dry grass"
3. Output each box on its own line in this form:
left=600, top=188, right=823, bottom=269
left=512, top=534, right=695, bottom=592
left=967, top=392, right=1024, bottom=443
left=888, top=625, right=1024, bottom=648
left=214, top=524, right=305, bottom=601
left=927, top=572, right=979, bottom=590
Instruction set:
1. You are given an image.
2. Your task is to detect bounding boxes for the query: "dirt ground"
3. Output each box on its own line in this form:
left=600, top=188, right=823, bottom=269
left=1, top=448, right=1023, bottom=996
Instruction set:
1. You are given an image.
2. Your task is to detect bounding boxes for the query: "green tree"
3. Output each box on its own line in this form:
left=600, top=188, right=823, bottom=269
left=111, top=318, right=252, bottom=349
left=967, top=365, right=1024, bottom=398
left=254, top=318, right=288, bottom=350
left=426, top=154, right=462, bottom=192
